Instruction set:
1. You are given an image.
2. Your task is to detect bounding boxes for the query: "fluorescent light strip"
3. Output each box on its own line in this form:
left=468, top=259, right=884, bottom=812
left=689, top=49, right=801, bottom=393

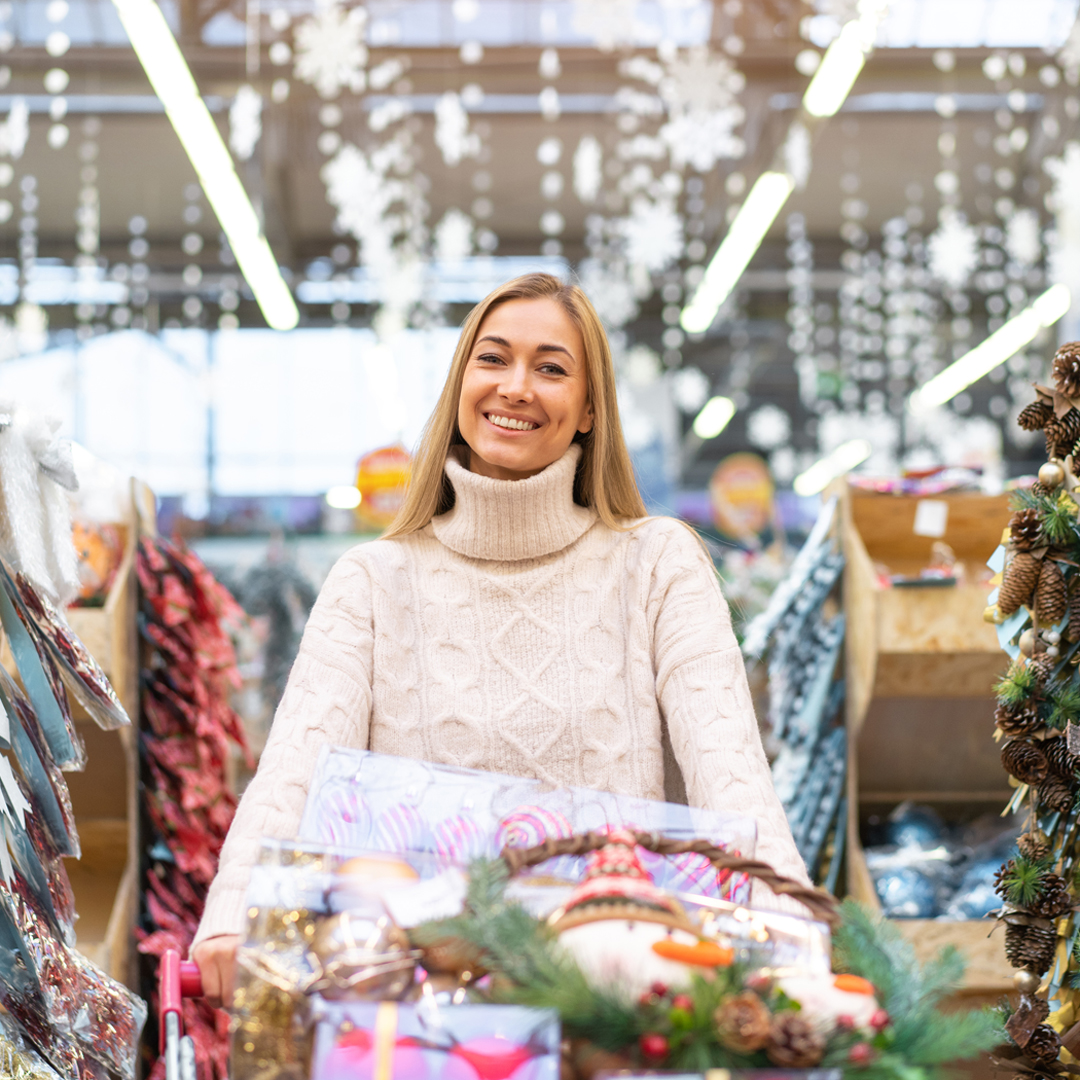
left=793, top=439, right=873, bottom=496
left=681, top=172, right=794, bottom=334
left=909, top=284, right=1071, bottom=413
left=692, top=396, right=736, bottom=439
left=111, top=0, right=298, bottom=331
left=802, top=17, right=871, bottom=118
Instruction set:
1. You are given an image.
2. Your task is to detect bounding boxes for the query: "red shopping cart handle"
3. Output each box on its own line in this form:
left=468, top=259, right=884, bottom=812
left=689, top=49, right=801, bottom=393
left=159, top=950, right=204, bottom=1054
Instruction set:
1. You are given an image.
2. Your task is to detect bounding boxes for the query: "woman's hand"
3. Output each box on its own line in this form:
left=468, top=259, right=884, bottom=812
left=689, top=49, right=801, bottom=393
left=192, top=935, right=241, bottom=1009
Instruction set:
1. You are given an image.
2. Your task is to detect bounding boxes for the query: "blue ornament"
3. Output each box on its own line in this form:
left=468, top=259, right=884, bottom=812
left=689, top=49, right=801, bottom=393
left=887, top=804, right=946, bottom=850
left=875, top=867, right=938, bottom=918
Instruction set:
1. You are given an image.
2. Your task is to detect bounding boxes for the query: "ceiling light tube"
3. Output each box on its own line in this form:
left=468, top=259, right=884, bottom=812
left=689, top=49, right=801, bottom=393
left=681, top=171, right=795, bottom=335
left=909, top=283, right=1071, bottom=413
left=793, top=439, right=873, bottom=496
left=111, top=0, right=299, bottom=330
left=802, top=18, right=871, bottom=118
left=692, top=396, right=736, bottom=440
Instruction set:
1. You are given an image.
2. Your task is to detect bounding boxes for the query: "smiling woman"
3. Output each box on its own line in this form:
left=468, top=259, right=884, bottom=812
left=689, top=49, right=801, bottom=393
left=190, top=273, right=809, bottom=1007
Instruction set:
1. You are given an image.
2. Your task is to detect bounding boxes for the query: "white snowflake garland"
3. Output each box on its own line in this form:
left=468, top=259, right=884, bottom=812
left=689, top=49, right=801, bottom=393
left=294, top=3, right=368, bottom=99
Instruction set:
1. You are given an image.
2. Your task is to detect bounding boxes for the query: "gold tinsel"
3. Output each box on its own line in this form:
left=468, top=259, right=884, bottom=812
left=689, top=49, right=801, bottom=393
left=1000, top=552, right=1042, bottom=615
left=1037, top=559, right=1069, bottom=625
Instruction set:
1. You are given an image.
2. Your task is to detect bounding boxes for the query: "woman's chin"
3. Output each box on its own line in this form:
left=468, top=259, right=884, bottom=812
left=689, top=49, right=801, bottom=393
left=468, top=444, right=553, bottom=480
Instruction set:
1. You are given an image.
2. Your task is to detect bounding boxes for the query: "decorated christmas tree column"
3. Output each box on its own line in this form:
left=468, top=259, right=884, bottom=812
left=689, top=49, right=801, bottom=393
left=989, top=343, right=1080, bottom=1074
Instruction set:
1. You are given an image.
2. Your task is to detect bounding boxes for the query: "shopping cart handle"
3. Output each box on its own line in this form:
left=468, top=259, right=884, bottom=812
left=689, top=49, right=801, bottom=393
left=179, top=961, right=203, bottom=998
left=159, top=951, right=204, bottom=1054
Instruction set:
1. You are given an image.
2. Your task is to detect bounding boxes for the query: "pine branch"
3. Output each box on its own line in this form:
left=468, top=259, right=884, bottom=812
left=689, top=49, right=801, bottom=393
left=998, top=857, right=1049, bottom=907
left=996, top=663, right=1039, bottom=707
left=1049, top=684, right=1080, bottom=730
left=1044, top=497, right=1079, bottom=548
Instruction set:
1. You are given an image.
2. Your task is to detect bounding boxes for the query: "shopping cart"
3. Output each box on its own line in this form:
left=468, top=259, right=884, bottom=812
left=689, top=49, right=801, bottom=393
left=158, top=950, right=204, bottom=1080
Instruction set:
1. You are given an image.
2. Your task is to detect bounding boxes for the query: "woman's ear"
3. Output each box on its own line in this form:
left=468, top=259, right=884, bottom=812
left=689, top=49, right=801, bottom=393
left=578, top=401, right=594, bottom=435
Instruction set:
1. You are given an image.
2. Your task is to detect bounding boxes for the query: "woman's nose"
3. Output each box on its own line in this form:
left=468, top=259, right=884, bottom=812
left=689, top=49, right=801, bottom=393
left=499, top=363, right=532, bottom=400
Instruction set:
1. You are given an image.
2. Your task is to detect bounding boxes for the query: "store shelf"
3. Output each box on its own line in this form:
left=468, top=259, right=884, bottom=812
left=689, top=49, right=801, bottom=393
left=1, top=506, right=140, bottom=988
left=839, top=482, right=1014, bottom=996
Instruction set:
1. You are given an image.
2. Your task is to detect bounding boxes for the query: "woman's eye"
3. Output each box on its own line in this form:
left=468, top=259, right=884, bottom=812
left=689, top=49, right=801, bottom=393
left=540, top=364, right=567, bottom=376
left=477, top=353, right=504, bottom=364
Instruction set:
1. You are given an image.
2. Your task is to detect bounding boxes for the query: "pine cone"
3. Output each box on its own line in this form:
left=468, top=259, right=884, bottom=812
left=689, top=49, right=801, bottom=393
left=1030, top=873, right=1074, bottom=919
left=1043, top=738, right=1080, bottom=784
left=1069, top=582, right=1080, bottom=642
left=1030, top=652, right=1057, bottom=685
left=1053, top=342, right=1080, bottom=398
left=1038, top=776, right=1075, bottom=814
left=1019, top=400, right=1054, bottom=431
left=996, top=701, right=1043, bottom=736
left=1037, top=559, right=1069, bottom=625
left=1019, top=833, right=1052, bottom=863
left=1011, top=509, right=1045, bottom=551
left=1032, top=481, right=1055, bottom=498
left=766, top=1013, right=825, bottom=1069
left=1002, top=739, right=1050, bottom=784
left=714, top=992, right=771, bottom=1054
left=1000, top=552, right=1042, bottom=615
left=1005, top=924, right=1058, bottom=974
left=1046, top=409, right=1080, bottom=458
left=1025, top=1024, right=1062, bottom=1068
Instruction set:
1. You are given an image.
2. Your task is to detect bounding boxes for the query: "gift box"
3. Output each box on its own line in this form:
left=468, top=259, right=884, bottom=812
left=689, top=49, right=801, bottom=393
left=310, top=1000, right=560, bottom=1080
left=299, top=749, right=757, bottom=904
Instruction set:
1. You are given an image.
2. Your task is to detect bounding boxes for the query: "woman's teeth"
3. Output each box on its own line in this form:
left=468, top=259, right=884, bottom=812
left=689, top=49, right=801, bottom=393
left=488, top=414, right=538, bottom=431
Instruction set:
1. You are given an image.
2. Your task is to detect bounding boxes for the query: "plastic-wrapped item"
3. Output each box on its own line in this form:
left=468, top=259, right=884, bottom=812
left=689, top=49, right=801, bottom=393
left=0, top=1010, right=64, bottom=1080
left=71, top=953, right=147, bottom=1080
left=0, top=666, right=79, bottom=858
left=9, top=568, right=129, bottom=731
left=300, top=749, right=758, bottom=904
left=309, top=1000, right=561, bottom=1080
left=0, top=567, right=84, bottom=771
left=0, top=976, right=86, bottom=1080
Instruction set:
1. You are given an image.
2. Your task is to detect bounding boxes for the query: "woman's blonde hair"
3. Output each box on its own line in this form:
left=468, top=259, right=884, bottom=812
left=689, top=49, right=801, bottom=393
left=384, top=272, right=647, bottom=538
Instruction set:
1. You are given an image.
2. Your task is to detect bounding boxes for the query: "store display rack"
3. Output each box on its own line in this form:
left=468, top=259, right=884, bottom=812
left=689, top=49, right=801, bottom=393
left=0, top=491, right=143, bottom=989
left=840, top=482, right=1014, bottom=1004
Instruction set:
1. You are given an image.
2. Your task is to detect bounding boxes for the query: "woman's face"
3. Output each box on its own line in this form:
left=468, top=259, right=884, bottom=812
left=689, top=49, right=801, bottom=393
left=457, top=297, right=593, bottom=481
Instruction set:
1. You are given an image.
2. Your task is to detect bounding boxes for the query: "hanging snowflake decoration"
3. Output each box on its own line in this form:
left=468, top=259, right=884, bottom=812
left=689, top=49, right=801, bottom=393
left=620, top=196, right=684, bottom=273
left=0, top=99, right=28, bottom=159
left=573, top=135, right=603, bottom=203
left=577, top=258, right=639, bottom=328
left=434, top=92, right=480, bottom=166
left=294, top=3, right=368, bottom=99
left=672, top=366, right=709, bottom=413
left=927, top=211, right=979, bottom=290
left=573, top=0, right=640, bottom=52
left=229, top=85, right=262, bottom=161
left=747, top=404, right=792, bottom=450
left=434, top=208, right=473, bottom=263
left=1005, top=206, right=1041, bottom=267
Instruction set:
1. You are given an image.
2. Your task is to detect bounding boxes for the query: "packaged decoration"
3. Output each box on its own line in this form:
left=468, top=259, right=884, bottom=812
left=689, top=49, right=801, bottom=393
left=69, top=521, right=124, bottom=608
left=71, top=952, right=147, bottom=1080
left=309, top=1000, right=560, bottom=1080
left=5, top=564, right=130, bottom=730
left=299, top=749, right=758, bottom=904
left=0, top=1010, right=64, bottom=1080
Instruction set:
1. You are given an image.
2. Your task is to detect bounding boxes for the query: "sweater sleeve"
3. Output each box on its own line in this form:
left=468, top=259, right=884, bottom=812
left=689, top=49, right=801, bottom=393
left=648, top=522, right=812, bottom=917
left=192, top=547, right=377, bottom=953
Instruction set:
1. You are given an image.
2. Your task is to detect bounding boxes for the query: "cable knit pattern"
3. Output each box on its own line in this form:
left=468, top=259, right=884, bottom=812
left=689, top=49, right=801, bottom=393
left=194, top=445, right=809, bottom=952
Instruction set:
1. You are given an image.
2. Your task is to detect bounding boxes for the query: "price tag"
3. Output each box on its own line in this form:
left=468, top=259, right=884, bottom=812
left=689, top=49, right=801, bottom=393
left=913, top=498, right=948, bottom=538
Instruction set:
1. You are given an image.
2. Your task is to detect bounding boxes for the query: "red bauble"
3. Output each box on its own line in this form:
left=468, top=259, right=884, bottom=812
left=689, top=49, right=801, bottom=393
left=451, top=1037, right=534, bottom=1080
left=671, top=994, right=693, bottom=1013
left=849, top=1042, right=875, bottom=1066
left=639, top=1033, right=669, bottom=1061
left=836, top=1015, right=856, bottom=1032
left=869, top=1009, right=890, bottom=1032
left=649, top=982, right=669, bottom=998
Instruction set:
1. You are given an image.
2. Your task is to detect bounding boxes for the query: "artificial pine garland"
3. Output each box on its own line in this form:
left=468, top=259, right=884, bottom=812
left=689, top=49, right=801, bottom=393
left=411, top=859, right=999, bottom=1079
left=988, top=342, right=1080, bottom=1077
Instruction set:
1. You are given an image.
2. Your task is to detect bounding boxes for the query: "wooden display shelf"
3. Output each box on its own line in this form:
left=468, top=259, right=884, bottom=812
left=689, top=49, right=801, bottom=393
left=1, top=504, right=140, bottom=989
left=838, top=482, right=1015, bottom=997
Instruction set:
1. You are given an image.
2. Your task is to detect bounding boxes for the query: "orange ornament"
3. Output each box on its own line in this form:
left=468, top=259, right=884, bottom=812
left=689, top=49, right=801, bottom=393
left=650, top=939, right=734, bottom=967
left=833, top=974, right=875, bottom=995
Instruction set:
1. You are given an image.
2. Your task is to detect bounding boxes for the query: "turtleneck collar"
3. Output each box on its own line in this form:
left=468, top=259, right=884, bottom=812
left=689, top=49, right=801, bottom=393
left=431, top=443, right=597, bottom=561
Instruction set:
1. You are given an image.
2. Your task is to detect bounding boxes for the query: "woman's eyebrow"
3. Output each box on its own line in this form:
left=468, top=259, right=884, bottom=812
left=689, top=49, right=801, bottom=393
left=475, top=335, right=575, bottom=361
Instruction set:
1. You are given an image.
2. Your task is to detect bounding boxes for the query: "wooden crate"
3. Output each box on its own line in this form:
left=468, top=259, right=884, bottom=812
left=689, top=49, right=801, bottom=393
left=840, top=483, right=1015, bottom=997
left=1, top=517, right=139, bottom=988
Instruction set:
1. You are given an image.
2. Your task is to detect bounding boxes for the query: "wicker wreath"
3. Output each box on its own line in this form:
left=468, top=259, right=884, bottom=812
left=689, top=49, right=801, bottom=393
left=499, top=830, right=841, bottom=928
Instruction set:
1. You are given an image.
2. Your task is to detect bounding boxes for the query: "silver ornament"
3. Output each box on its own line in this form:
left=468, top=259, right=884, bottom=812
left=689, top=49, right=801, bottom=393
left=1047, top=630, right=1062, bottom=645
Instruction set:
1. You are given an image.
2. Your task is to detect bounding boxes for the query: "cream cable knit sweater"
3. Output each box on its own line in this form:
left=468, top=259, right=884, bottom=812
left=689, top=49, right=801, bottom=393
left=194, top=445, right=809, bottom=951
